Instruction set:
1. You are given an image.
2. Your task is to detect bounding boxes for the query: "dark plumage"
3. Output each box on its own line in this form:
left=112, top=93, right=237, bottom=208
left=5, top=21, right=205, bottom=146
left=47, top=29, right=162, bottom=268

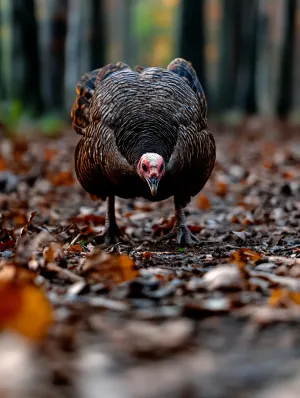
left=71, top=58, right=216, bottom=246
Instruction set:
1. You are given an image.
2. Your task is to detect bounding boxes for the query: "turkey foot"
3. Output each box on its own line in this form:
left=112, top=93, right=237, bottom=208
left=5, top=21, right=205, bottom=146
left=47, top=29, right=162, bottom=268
left=103, top=225, right=123, bottom=245
left=156, top=203, right=200, bottom=247
left=101, top=195, right=127, bottom=245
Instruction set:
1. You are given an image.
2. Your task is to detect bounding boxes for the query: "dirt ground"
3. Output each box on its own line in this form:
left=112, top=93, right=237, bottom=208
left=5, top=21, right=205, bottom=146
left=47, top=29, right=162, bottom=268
left=1, top=119, right=300, bottom=397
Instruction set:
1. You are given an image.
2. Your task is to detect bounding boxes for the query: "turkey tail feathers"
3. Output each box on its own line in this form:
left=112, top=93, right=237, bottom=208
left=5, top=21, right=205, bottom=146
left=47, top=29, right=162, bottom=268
left=71, top=62, right=131, bottom=135
left=167, top=58, right=207, bottom=121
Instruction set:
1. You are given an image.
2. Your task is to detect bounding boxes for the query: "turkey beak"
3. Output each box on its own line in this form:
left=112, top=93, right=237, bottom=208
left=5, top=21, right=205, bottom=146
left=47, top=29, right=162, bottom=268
left=147, top=176, right=159, bottom=196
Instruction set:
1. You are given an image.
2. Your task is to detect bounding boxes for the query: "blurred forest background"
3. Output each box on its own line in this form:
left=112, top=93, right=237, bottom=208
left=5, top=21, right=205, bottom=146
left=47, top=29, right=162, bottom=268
left=0, top=0, right=299, bottom=133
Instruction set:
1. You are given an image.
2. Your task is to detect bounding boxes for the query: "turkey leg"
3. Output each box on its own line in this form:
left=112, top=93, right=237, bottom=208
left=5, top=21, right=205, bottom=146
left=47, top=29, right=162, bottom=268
left=156, top=199, right=200, bottom=246
left=103, top=195, right=122, bottom=244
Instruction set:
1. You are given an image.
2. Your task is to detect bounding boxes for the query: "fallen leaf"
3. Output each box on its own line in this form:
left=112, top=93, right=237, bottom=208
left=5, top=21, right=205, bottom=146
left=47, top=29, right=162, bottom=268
left=197, top=195, right=211, bottom=210
left=0, top=281, right=53, bottom=341
left=43, top=242, right=62, bottom=264
left=203, top=264, right=243, bottom=291
left=215, top=180, right=228, bottom=197
left=50, top=171, right=75, bottom=186
left=0, top=263, right=36, bottom=283
left=72, top=214, right=105, bottom=226
left=230, top=248, right=262, bottom=268
left=0, top=240, right=15, bottom=251
left=142, top=251, right=153, bottom=260
left=20, top=211, right=37, bottom=237
left=82, top=249, right=139, bottom=284
left=232, top=231, right=249, bottom=241
left=188, top=225, right=203, bottom=233
left=68, top=244, right=83, bottom=254
left=269, top=288, right=300, bottom=307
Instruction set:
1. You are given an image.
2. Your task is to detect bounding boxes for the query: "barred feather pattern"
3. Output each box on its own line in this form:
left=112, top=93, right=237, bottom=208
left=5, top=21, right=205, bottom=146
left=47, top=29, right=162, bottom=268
left=72, top=58, right=215, bottom=204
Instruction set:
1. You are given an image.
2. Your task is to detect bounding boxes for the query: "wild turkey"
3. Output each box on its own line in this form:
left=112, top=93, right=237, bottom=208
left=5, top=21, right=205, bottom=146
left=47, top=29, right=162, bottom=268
left=71, top=58, right=216, bottom=246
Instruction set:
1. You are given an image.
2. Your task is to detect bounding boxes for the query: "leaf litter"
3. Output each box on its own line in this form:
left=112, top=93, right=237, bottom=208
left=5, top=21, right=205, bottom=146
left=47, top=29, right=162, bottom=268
left=1, top=121, right=300, bottom=396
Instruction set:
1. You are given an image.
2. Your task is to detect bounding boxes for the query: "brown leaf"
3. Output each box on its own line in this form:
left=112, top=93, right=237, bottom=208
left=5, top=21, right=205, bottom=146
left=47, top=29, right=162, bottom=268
left=203, top=265, right=244, bottom=291
left=50, top=171, right=75, bottom=186
left=197, top=195, right=211, bottom=210
left=43, top=242, right=62, bottom=264
left=0, top=156, right=8, bottom=171
left=142, top=251, right=153, bottom=260
left=68, top=244, right=83, bottom=254
left=0, top=263, right=36, bottom=283
left=72, top=214, right=105, bottom=226
left=20, top=211, right=37, bottom=237
left=215, top=180, right=228, bottom=197
left=153, top=216, right=175, bottom=235
left=0, top=281, right=53, bottom=341
left=230, top=248, right=262, bottom=268
left=0, top=239, right=15, bottom=251
left=82, top=249, right=138, bottom=284
left=269, top=288, right=300, bottom=308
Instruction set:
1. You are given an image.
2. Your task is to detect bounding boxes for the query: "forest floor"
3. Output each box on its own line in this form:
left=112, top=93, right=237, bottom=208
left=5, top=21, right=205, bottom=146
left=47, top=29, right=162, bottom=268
left=1, top=119, right=300, bottom=397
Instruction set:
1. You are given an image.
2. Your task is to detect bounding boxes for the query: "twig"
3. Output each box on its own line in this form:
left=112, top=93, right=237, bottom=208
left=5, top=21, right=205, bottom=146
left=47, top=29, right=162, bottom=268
left=46, top=263, right=84, bottom=283
left=67, top=233, right=81, bottom=249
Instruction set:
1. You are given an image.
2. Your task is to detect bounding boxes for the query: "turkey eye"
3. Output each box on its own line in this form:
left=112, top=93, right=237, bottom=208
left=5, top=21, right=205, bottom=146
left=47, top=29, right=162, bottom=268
left=159, top=165, right=163, bottom=172
left=142, top=163, right=147, bottom=172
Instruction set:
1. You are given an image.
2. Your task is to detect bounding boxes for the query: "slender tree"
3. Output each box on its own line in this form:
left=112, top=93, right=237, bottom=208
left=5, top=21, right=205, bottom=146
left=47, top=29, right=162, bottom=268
left=216, top=0, right=243, bottom=111
left=276, top=0, right=297, bottom=117
left=234, top=0, right=259, bottom=114
left=18, top=0, right=41, bottom=112
left=178, top=0, right=206, bottom=88
left=90, top=0, right=106, bottom=70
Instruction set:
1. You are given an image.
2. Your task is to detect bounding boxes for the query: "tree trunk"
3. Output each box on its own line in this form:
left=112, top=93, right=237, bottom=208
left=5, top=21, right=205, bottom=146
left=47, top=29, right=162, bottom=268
left=217, top=0, right=242, bottom=111
left=178, top=0, right=206, bottom=88
left=234, top=0, right=259, bottom=114
left=18, top=0, right=41, bottom=112
left=276, top=0, right=296, bottom=117
left=90, top=0, right=106, bottom=70
left=35, top=0, right=67, bottom=112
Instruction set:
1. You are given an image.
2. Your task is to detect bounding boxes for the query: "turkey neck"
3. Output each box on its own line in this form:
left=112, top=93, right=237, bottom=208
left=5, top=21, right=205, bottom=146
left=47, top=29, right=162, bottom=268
left=115, top=117, right=177, bottom=166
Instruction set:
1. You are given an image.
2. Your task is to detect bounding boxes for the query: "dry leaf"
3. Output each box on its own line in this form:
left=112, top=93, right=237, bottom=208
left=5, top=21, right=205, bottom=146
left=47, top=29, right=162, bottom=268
left=142, top=251, right=153, bottom=260
left=82, top=249, right=138, bottom=284
left=50, top=171, right=75, bottom=186
left=269, top=288, right=300, bottom=308
left=72, top=214, right=105, bottom=226
left=215, top=180, right=228, bottom=197
left=0, top=281, right=53, bottom=341
left=68, top=244, right=83, bottom=253
left=20, top=211, right=37, bottom=237
left=197, top=195, right=211, bottom=210
left=230, top=248, right=262, bottom=268
left=43, top=242, right=62, bottom=264
left=0, top=263, right=36, bottom=283
left=203, top=265, right=243, bottom=291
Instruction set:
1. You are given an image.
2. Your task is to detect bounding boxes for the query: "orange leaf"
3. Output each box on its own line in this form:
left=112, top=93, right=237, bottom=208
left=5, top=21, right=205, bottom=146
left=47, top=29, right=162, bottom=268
left=142, top=251, right=153, bottom=260
left=269, top=288, right=300, bottom=307
left=0, top=264, right=36, bottom=283
left=44, top=148, right=58, bottom=162
left=50, top=171, right=75, bottom=186
left=230, top=248, right=262, bottom=268
left=68, top=244, right=83, bottom=253
left=43, top=243, right=62, bottom=264
left=82, top=249, right=138, bottom=284
left=197, top=195, right=211, bottom=210
left=0, top=282, right=53, bottom=341
left=215, top=181, right=228, bottom=197
left=0, top=156, right=7, bottom=171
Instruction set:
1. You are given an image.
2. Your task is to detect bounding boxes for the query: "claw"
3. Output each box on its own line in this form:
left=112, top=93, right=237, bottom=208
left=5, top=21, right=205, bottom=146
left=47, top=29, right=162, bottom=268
left=156, top=225, right=200, bottom=247
left=102, top=225, right=129, bottom=245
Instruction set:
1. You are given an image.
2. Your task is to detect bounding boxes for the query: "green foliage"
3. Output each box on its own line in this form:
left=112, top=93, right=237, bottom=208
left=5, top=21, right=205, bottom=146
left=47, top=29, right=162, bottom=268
left=0, top=100, right=23, bottom=133
left=38, top=114, right=65, bottom=137
left=0, top=101, right=65, bottom=136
